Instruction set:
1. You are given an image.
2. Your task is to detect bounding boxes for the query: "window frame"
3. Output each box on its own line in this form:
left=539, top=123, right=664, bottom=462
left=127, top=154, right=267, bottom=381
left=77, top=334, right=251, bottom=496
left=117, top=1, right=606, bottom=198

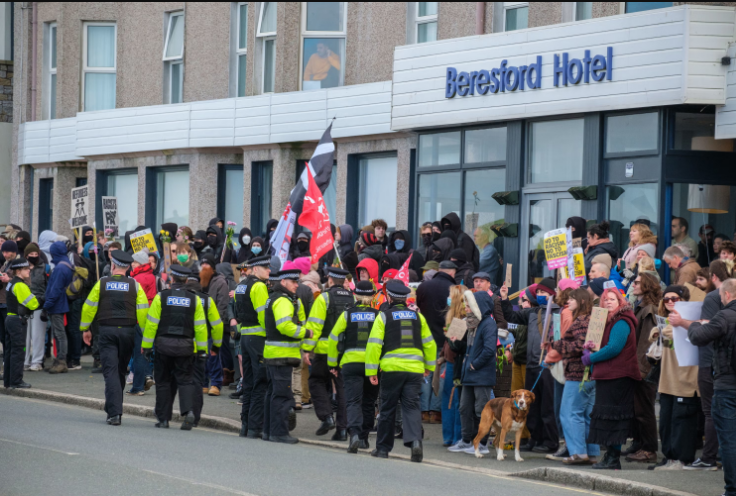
left=163, top=11, right=185, bottom=104
left=236, top=2, right=248, bottom=97
left=603, top=109, right=661, bottom=159
left=163, top=11, right=185, bottom=62
left=503, top=2, right=529, bottom=32
left=81, top=21, right=117, bottom=112
left=47, top=22, right=57, bottom=119
left=299, top=2, right=348, bottom=91
left=415, top=2, right=438, bottom=44
left=525, top=115, right=586, bottom=188
left=573, top=2, right=593, bottom=21
left=257, top=2, right=277, bottom=94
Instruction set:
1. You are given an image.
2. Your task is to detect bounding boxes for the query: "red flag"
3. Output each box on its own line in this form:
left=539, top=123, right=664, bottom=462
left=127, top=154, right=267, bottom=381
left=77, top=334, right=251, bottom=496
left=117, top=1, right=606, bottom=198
left=395, top=254, right=412, bottom=285
left=297, top=166, right=335, bottom=264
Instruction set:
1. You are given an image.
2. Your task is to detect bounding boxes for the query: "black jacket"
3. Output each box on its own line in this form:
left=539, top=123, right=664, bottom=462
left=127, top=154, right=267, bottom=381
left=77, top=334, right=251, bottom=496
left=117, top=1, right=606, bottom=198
left=387, top=230, right=425, bottom=275
left=584, top=241, right=619, bottom=274
left=441, top=212, right=479, bottom=271
left=689, top=300, right=736, bottom=391
left=416, top=271, right=455, bottom=348
left=698, top=289, right=723, bottom=369
left=454, top=261, right=475, bottom=287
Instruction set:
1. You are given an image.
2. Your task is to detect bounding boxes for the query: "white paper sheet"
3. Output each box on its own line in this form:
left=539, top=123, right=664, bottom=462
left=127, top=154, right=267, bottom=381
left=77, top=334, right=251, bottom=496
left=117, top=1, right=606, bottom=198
left=672, top=301, right=703, bottom=367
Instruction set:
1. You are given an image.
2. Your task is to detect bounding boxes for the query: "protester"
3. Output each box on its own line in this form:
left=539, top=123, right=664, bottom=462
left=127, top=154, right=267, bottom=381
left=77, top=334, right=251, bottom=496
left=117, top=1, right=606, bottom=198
left=583, top=287, right=640, bottom=470
left=23, top=243, right=47, bottom=372
left=697, top=224, right=716, bottom=269
left=449, top=248, right=474, bottom=286
left=584, top=221, right=619, bottom=274
left=200, top=255, right=229, bottom=396
left=621, top=223, right=657, bottom=270
left=474, top=224, right=501, bottom=285
left=670, top=217, right=699, bottom=261
left=441, top=213, right=479, bottom=271
left=441, top=284, right=468, bottom=447
left=44, top=241, right=74, bottom=374
left=663, top=246, right=700, bottom=286
left=371, top=219, right=388, bottom=249
left=565, top=216, right=588, bottom=251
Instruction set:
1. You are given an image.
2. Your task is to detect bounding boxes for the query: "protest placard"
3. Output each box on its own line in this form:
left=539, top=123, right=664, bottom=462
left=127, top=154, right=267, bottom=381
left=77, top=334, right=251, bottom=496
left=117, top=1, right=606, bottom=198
left=584, top=307, right=609, bottom=351
left=672, top=301, right=703, bottom=367
left=504, top=263, right=512, bottom=288
left=71, top=185, right=89, bottom=228
left=446, top=318, right=467, bottom=341
left=101, top=196, right=118, bottom=237
left=130, top=228, right=158, bottom=254
left=543, top=228, right=568, bottom=270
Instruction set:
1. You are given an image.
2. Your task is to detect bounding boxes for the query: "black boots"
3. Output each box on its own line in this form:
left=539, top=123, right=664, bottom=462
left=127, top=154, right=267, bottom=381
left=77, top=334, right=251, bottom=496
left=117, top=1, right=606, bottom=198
left=239, top=422, right=248, bottom=437
left=331, top=429, right=347, bottom=441
left=410, top=440, right=423, bottom=463
left=106, top=415, right=121, bottom=426
left=9, top=382, right=31, bottom=389
left=181, top=411, right=195, bottom=431
left=155, top=419, right=170, bottom=428
left=371, top=448, right=388, bottom=458
left=592, top=447, right=621, bottom=470
left=316, top=415, right=335, bottom=436
left=358, top=439, right=370, bottom=450
left=288, top=408, right=297, bottom=432
left=271, top=435, right=299, bottom=444
left=348, top=434, right=360, bottom=453
left=247, top=429, right=262, bottom=439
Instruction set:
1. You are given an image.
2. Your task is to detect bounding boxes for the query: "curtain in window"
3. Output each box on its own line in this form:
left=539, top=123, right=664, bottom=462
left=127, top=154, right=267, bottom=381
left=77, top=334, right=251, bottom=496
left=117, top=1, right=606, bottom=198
left=87, top=26, right=115, bottom=67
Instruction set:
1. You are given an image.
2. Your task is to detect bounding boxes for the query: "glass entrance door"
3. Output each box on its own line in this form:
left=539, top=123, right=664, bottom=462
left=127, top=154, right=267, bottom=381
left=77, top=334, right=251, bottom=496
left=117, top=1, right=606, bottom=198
left=520, top=192, right=581, bottom=286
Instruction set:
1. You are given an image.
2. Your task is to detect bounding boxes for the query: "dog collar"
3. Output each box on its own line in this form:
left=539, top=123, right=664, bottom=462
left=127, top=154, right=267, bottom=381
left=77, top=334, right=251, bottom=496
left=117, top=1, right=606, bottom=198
left=514, top=399, right=526, bottom=411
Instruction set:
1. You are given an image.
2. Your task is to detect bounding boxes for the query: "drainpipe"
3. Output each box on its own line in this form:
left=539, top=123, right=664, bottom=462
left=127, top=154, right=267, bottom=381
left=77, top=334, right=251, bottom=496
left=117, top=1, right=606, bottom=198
left=476, top=2, right=485, bottom=35
left=30, top=2, right=37, bottom=121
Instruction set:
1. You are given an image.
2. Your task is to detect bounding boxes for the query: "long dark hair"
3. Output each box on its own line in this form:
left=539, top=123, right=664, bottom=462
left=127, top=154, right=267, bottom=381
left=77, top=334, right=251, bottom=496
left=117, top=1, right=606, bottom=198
left=569, top=288, right=593, bottom=320
left=638, top=272, right=662, bottom=307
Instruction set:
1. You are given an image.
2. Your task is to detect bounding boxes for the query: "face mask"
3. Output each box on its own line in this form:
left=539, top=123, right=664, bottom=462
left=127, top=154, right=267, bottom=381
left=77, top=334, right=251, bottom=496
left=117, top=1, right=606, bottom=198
left=27, top=256, right=39, bottom=266
left=536, top=295, right=548, bottom=306
left=394, top=240, right=405, bottom=251
left=194, top=240, right=204, bottom=248
left=177, top=254, right=189, bottom=263
left=242, top=235, right=251, bottom=245
left=251, top=246, right=262, bottom=255
left=422, top=234, right=432, bottom=246
left=298, top=241, right=309, bottom=251
left=447, top=297, right=452, bottom=307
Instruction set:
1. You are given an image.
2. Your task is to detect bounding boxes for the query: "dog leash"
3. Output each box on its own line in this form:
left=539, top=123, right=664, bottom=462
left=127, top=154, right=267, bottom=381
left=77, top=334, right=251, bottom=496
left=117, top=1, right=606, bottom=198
left=529, top=362, right=547, bottom=392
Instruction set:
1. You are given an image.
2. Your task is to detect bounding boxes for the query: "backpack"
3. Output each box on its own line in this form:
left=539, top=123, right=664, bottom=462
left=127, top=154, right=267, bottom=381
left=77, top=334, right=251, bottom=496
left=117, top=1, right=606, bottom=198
left=58, top=262, right=93, bottom=300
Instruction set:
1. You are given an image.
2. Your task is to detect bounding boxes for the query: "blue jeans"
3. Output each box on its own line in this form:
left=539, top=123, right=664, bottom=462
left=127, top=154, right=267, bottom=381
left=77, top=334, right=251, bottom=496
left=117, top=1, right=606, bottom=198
left=205, top=338, right=222, bottom=388
left=560, top=380, right=600, bottom=457
left=713, top=389, right=736, bottom=496
left=129, top=325, right=153, bottom=393
left=441, top=362, right=462, bottom=445
left=554, top=379, right=564, bottom=439
left=420, top=350, right=441, bottom=412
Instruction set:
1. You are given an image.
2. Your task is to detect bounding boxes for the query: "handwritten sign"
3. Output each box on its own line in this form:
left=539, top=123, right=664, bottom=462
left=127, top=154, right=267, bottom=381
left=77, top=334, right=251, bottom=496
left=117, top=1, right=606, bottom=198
left=101, top=196, right=118, bottom=237
left=543, top=228, right=568, bottom=270
left=446, top=318, right=467, bottom=341
left=129, top=228, right=158, bottom=254
left=585, top=307, right=609, bottom=351
left=505, top=263, right=512, bottom=288
left=70, top=185, right=89, bottom=228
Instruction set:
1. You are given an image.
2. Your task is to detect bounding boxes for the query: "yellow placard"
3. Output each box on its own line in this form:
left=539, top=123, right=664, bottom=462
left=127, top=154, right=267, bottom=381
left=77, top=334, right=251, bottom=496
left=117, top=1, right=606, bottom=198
left=562, top=248, right=585, bottom=281
left=543, top=228, right=568, bottom=270
left=130, top=228, right=158, bottom=254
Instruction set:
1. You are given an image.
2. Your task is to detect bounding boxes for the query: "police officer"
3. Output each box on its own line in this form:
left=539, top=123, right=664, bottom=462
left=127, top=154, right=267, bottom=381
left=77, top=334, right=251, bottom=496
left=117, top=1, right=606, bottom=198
left=143, top=265, right=208, bottom=430
left=328, top=280, right=380, bottom=453
left=304, top=267, right=353, bottom=440
left=233, top=255, right=271, bottom=438
left=365, top=281, right=436, bottom=462
left=183, top=271, right=223, bottom=426
left=81, top=250, right=149, bottom=426
left=4, top=258, right=40, bottom=389
left=263, top=266, right=312, bottom=444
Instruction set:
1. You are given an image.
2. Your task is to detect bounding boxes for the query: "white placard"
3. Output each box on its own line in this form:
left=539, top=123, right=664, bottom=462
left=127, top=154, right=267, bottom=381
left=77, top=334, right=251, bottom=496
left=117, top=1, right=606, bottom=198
left=672, top=301, right=703, bottom=367
left=70, top=185, right=89, bottom=228
left=101, top=196, right=118, bottom=237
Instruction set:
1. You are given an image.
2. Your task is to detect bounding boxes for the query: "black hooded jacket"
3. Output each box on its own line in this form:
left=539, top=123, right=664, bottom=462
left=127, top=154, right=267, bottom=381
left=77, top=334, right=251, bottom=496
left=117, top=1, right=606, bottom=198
left=428, top=238, right=454, bottom=262
left=584, top=241, right=619, bottom=273
left=204, top=225, right=225, bottom=261
left=387, top=230, right=425, bottom=275
left=236, top=228, right=253, bottom=264
left=441, top=212, right=479, bottom=271
left=264, top=219, right=279, bottom=250
left=193, top=230, right=207, bottom=258
left=566, top=216, right=588, bottom=251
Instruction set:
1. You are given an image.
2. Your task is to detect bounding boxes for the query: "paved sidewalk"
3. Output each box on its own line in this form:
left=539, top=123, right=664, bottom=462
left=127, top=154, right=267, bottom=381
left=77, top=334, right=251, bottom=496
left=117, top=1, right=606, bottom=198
left=6, top=355, right=724, bottom=496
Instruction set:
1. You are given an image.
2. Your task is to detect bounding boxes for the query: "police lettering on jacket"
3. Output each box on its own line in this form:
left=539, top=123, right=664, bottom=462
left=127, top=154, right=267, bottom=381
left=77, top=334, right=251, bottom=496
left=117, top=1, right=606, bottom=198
left=106, top=281, right=130, bottom=291
left=235, top=285, right=247, bottom=294
left=167, top=296, right=191, bottom=307
left=392, top=310, right=417, bottom=320
left=350, top=311, right=376, bottom=323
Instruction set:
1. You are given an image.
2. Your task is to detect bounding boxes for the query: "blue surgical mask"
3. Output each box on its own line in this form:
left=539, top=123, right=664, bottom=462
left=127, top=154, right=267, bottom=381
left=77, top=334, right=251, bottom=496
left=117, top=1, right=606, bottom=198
left=447, top=297, right=452, bottom=307
left=251, top=246, right=262, bottom=255
left=394, top=240, right=405, bottom=250
left=536, top=295, right=548, bottom=306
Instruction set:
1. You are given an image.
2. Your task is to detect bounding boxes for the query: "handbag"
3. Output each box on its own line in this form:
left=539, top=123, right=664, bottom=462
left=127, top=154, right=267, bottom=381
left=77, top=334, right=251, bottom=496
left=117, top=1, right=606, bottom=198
left=646, top=334, right=663, bottom=363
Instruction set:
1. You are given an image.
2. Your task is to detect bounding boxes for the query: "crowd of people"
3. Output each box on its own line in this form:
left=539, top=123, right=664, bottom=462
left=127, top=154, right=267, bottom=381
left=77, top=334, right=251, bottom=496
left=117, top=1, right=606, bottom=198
left=2, top=212, right=736, bottom=495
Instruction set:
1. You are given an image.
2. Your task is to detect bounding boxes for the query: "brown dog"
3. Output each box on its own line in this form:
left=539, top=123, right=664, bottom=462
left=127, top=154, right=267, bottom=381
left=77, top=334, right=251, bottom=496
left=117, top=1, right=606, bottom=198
left=472, top=389, right=535, bottom=462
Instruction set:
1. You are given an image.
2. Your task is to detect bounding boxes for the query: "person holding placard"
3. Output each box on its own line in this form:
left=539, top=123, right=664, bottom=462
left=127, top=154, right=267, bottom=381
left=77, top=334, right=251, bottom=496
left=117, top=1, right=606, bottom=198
left=648, top=285, right=700, bottom=471
left=581, top=287, right=640, bottom=470
left=441, top=285, right=469, bottom=449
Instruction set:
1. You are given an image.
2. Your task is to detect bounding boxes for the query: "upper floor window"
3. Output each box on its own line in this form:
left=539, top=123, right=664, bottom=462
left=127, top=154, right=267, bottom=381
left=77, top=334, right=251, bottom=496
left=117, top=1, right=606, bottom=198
left=82, top=22, right=116, bottom=112
left=575, top=2, right=592, bottom=20
left=301, top=2, right=346, bottom=91
left=236, top=3, right=248, bottom=97
left=504, top=2, right=528, bottom=31
left=46, top=22, right=57, bottom=119
left=163, top=11, right=184, bottom=104
left=257, top=2, right=277, bottom=93
left=625, top=2, right=673, bottom=14
left=416, top=2, right=438, bottom=43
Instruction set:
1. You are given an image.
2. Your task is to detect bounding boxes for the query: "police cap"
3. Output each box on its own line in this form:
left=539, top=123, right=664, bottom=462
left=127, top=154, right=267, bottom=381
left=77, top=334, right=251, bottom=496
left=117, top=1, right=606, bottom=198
left=354, top=281, right=376, bottom=296
left=247, top=255, right=271, bottom=268
left=385, top=281, right=410, bottom=299
left=9, top=257, right=30, bottom=270
left=110, top=250, right=134, bottom=268
left=170, top=264, right=191, bottom=278
left=327, top=267, right=349, bottom=280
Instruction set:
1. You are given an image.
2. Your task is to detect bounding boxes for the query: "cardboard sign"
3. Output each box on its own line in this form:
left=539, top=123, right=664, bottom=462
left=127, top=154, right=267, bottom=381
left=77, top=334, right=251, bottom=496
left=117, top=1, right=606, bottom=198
left=70, top=185, right=89, bottom=228
left=101, top=196, right=118, bottom=237
left=543, top=228, right=568, bottom=270
left=162, top=241, right=172, bottom=276
left=504, top=263, right=512, bottom=288
left=129, top=228, right=158, bottom=254
left=584, top=307, right=609, bottom=351
left=446, top=318, right=467, bottom=341
left=552, top=313, right=561, bottom=341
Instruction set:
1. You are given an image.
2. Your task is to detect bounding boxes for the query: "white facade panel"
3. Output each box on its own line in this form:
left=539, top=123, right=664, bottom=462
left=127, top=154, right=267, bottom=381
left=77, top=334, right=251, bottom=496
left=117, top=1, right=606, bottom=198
left=715, top=43, right=736, bottom=139
left=391, top=5, right=734, bottom=131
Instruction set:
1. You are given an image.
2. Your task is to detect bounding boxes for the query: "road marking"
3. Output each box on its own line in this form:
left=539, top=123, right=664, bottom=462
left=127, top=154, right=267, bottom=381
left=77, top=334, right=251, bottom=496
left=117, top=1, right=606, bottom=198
left=0, top=437, right=79, bottom=456
left=141, top=469, right=259, bottom=495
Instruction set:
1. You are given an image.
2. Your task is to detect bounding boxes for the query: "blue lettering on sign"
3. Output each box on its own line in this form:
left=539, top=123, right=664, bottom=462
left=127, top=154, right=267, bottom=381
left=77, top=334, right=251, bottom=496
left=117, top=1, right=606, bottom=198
left=167, top=296, right=191, bottom=307
left=392, top=311, right=417, bottom=320
left=351, top=312, right=376, bottom=323
left=445, top=47, right=612, bottom=98
left=105, top=282, right=129, bottom=291
left=235, top=285, right=247, bottom=294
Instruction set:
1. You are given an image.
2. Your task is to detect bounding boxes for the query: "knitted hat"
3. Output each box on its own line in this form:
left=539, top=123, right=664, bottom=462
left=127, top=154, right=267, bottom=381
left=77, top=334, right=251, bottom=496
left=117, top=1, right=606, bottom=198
left=132, top=250, right=149, bottom=265
left=524, top=284, right=537, bottom=302
left=23, top=242, right=41, bottom=257
left=636, top=244, right=656, bottom=259
left=589, top=277, right=607, bottom=296
left=536, top=277, right=556, bottom=296
left=382, top=269, right=398, bottom=280
left=663, top=285, right=687, bottom=298
left=449, top=248, right=467, bottom=264
left=361, top=232, right=378, bottom=246
left=558, top=278, right=581, bottom=291
left=1, top=240, right=17, bottom=253
left=292, top=257, right=312, bottom=275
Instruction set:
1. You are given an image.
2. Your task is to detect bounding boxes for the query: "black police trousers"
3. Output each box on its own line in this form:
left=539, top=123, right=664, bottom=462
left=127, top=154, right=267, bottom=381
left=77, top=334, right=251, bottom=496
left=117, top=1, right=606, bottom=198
left=240, top=335, right=267, bottom=430
left=343, top=363, right=379, bottom=439
left=192, top=355, right=206, bottom=422
left=155, top=352, right=195, bottom=422
left=309, top=353, right=346, bottom=429
left=99, top=326, right=135, bottom=417
left=377, top=371, right=422, bottom=453
left=264, top=364, right=295, bottom=439
left=3, top=315, right=27, bottom=388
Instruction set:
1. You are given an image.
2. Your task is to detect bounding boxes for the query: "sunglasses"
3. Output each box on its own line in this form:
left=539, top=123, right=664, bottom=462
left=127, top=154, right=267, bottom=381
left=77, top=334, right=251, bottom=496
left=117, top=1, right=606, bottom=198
left=663, top=296, right=680, bottom=303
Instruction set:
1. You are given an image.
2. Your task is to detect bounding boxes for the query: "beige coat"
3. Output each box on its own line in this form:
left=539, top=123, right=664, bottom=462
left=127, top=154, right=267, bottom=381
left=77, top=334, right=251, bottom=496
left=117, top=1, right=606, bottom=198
left=675, top=258, right=700, bottom=287
left=650, top=324, right=699, bottom=397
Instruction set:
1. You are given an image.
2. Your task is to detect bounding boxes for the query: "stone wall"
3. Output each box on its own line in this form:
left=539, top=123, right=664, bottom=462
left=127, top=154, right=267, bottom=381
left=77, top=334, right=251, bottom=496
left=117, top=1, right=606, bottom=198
left=0, top=60, right=12, bottom=123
